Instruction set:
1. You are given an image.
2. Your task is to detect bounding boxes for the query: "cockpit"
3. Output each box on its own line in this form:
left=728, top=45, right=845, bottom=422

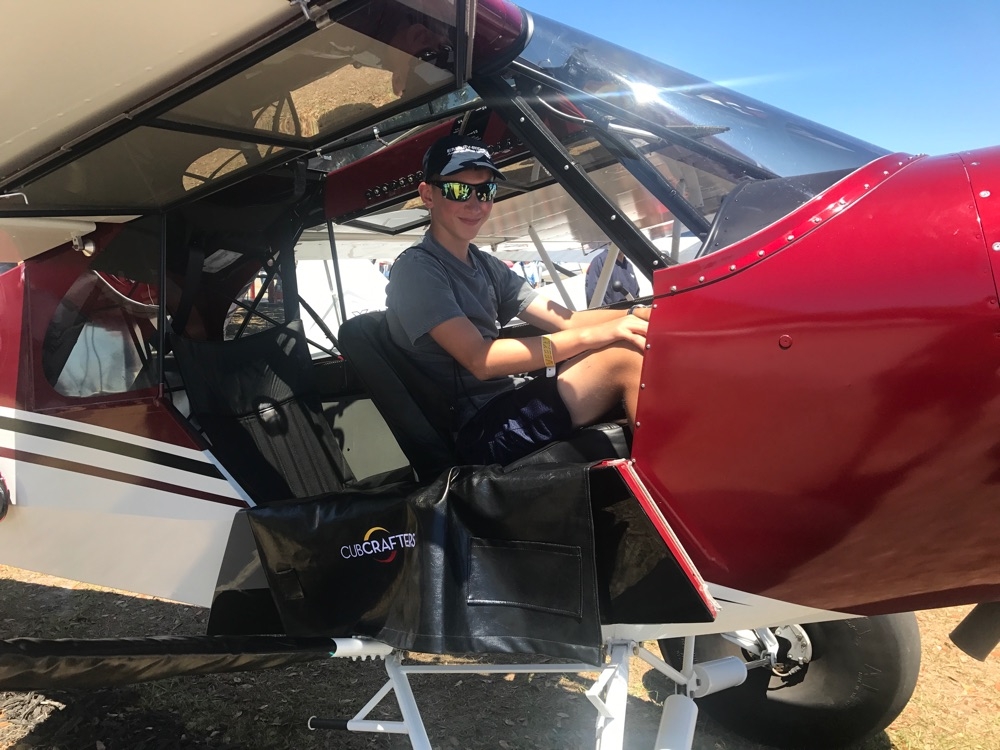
left=0, top=0, right=902, bottom=494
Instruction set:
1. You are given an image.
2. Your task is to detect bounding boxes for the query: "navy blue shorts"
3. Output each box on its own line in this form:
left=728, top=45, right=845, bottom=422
left=456, top=375, right=574, bottom=465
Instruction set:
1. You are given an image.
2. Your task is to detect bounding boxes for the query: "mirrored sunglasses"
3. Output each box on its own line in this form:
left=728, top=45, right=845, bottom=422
left=432, top=180, right=498, bottom=203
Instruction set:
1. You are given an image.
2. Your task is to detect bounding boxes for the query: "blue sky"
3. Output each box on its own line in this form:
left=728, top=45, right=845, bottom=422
left=521, top=0, right=999, bottom=156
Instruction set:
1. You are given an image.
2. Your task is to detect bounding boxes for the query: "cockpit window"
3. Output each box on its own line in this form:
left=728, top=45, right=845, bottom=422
left=43, top=223, right=162, bottom=399
left=20, top=129, right=288, bottom=211
left=483, top=136, right=681, bottom=249
left=15, top=1, right=463, bottom=213
left=43, top=270, right=160, bottom=398
left=165, top=14, right=452, bottom=142
left=224, top=272, right=288, bottom=342
left=315, top=86, right=481, bottom=173
left=519, top=13, right=887, bottom=182
left=508, top=13, right=889, bottom=261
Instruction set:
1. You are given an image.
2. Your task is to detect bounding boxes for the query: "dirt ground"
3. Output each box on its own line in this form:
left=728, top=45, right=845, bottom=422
left=0, top=565, right=997, bottom=750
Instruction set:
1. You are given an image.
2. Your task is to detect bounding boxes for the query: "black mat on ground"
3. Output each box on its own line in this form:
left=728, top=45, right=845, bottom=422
left=0, top=635, right=337, bottom=690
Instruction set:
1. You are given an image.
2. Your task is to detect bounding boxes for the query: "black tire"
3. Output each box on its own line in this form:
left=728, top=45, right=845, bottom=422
left=658, top=613, right=921, bottom=749
left=0, top=472, right=8, bottom=522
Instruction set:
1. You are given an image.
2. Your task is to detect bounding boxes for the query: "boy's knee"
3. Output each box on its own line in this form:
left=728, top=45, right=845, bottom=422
left=612, top=341, right=644, bottom=368
left=599, top=343, right=643, bottom=385
left=572, top=343, right=643, bottom=384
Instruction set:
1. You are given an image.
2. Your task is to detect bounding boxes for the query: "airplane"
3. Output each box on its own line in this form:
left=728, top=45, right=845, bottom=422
left=1, top=1, right=998, bottom=748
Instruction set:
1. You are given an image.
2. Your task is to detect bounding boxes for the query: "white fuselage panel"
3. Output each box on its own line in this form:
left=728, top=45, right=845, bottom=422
left=0, top=407, right=243, bottom=606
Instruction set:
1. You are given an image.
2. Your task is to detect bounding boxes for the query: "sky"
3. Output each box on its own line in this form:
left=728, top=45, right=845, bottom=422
left=520, top=0, right=1000, bottom=157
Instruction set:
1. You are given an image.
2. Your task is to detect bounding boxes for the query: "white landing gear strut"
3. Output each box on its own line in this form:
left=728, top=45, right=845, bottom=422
left=306, top=636, right=750, bottom=750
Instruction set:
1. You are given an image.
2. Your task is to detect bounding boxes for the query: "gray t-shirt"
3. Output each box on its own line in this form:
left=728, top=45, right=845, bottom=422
left=385, top=233, right=537, bottom=427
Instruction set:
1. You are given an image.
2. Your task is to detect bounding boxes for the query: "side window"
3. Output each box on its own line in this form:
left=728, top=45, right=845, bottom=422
left=224, top=268, right=287, bottom=340
left=294, top=232, right=388, bottom=357
left=43, top=271, right=160, bottom=398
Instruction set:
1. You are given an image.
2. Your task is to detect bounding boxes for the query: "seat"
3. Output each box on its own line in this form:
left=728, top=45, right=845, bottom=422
left=337, top=311, right=457, bottom=480
left=338, top=311, right=630, bottom=480
left=172, top=320, right=355, bottom=503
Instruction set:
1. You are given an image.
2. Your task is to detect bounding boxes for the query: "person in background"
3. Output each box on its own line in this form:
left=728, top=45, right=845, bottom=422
left=385, top=134, right=651, bottom=466
left=585, top=246, right=639, bottom=307
left=520, top=260, right=539, bottom=288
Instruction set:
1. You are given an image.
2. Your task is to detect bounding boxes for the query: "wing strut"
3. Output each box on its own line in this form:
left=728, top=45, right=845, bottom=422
left=527, top=225, right=576, bottom=311
left=455, top=0, right=478, bottom=88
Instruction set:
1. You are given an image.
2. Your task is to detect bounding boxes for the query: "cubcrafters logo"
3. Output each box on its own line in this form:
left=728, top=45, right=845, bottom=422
left=340, top=526, right=416, bottom=564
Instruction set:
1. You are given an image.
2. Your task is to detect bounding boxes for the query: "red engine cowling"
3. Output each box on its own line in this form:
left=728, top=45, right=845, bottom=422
left=633, top=149, right=1000, bottom=615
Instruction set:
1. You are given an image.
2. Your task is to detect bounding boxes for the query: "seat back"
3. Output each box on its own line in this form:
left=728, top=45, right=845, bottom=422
left=338, top=311, right=458, bottom=480
left=172, top=320, right=354, bottom=503
left=340, top=311, right=633, bottom=477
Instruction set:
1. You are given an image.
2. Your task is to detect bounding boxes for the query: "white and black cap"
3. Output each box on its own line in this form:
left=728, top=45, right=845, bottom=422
left=422, top=134, right=506, bottom=181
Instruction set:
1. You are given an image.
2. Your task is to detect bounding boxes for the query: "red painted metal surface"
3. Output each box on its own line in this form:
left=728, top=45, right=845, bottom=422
left=16, top=243, right=203, bottom=451
left=468, top=0, right=526, bottom=62
left=632, top=149, right=1000, bottom=614
left=964, top=146, right=1000, bottom=288
left=0, top=265, right=24, bottom=408
left=324, top=112, right=528, bottom=220
left=605, top=458, right=718, bottom=618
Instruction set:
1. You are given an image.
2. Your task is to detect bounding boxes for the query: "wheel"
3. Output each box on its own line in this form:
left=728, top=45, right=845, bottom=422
left=0, top=471, right=8, bottom=521
left=658, top=613, right=921, bottom=749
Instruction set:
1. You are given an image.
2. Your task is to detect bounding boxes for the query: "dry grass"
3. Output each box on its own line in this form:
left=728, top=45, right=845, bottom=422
left=882, top=607, right=1000, bottom=750
left=0, top=565, right=997, bottom=749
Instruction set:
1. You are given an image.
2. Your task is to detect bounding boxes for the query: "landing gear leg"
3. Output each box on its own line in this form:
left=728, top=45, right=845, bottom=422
left=307, top=636, right=751, bottom=750
left=657, top=614, right=922, bottom=750
left=654, top=695, right=698, bottom=750
left=591, top=641, right=631, bottom=749
left=384, top=652, right=432, bottom=750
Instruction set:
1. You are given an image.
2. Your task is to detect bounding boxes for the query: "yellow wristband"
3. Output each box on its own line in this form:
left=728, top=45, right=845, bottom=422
left=540, top=335, right=556, bottom=368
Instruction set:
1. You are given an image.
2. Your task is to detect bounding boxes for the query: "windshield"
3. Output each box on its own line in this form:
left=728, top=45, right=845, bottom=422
left=519, top=13, right=887, bottom=179
left=514, top=13, right=889, bottom=257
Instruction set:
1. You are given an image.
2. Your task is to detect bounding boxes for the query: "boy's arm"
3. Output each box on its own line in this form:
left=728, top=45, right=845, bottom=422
left=518, top=296, right=651, bottom=332
left=428, top=304, right=648, bottom=381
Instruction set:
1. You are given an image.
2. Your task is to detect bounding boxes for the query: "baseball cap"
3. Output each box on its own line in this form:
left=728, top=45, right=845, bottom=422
left=422, top=134, right=506, bottom=181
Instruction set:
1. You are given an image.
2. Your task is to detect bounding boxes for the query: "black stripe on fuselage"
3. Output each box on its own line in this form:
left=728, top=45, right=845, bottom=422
left=0, top=445, right=245, bottom=507
left=0, top=415, right=223, bottom=479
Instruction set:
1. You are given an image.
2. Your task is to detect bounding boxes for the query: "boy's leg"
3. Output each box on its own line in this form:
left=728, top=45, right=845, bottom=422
left=556, top=343, right=644, bottom=428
